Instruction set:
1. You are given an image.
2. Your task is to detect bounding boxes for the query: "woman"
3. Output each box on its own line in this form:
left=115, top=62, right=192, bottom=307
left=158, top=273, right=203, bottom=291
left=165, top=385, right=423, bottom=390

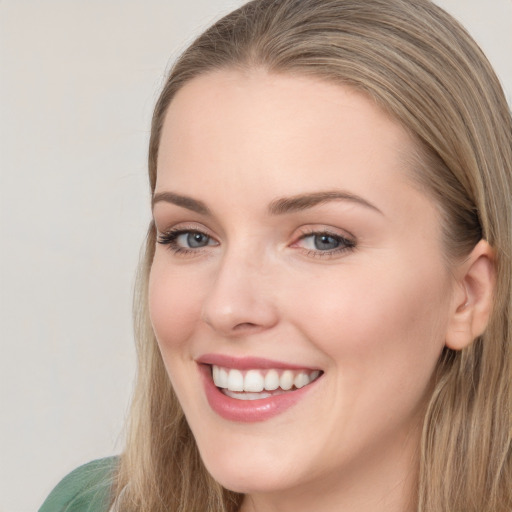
left=40, top=0, right=512, bottom=511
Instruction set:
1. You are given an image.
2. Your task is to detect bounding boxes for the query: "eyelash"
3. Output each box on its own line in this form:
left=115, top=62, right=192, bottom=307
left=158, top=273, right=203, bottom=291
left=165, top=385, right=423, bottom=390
left=157, top=228, right=217, bottom=256
left=294, top=228, right=356, bottom=258
left=156, top=227, right=356, bottom=258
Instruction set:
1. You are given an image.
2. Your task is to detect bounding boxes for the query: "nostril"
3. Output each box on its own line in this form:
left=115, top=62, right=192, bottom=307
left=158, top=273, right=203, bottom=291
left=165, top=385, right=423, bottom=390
left=233, top=322, right=258, bottom=330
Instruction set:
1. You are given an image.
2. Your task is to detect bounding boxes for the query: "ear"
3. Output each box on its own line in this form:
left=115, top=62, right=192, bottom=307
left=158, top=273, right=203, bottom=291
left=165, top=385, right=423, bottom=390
left=445, top=239, right=495, bottom=351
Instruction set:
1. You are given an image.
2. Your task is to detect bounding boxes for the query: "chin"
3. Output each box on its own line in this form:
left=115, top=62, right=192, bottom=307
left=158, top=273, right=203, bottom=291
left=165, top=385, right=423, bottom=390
left=197, top=435, right=301, bottom=494
left=207, top=463, right=295, bottom=495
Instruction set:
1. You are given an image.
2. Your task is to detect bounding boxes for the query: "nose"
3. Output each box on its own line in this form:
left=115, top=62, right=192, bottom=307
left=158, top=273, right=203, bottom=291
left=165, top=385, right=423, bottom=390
left=201, top=250, right=279, bottom=337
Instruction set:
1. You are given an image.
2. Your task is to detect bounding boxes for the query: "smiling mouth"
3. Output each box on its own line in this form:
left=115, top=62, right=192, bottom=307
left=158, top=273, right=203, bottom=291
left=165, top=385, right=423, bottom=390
left=211, top=365, right=322, bottom=401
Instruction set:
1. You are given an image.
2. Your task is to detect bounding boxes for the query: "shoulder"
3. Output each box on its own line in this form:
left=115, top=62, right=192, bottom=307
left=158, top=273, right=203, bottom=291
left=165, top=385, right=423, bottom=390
left=39, top=456, right=119, bottom=512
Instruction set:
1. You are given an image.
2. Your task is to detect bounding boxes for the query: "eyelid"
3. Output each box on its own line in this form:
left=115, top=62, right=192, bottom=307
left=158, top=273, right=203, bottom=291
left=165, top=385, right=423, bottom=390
left=295, top=224, right=355, bottom=240
left=155, top=222, right=356, bottom=259
left=155, top=220, right=218, bottom=239
left=156, top=223, right=220, bottom=255
left=291, top=226, right=357, bottom=257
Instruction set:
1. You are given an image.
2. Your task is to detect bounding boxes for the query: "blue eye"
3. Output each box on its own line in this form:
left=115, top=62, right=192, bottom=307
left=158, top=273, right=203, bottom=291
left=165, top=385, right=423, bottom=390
left=313, top=234, right=342, bottom=250
left=297, top=231, right=355, bottom=255
left=181, top=232, right=211, bottom=248
left=157, top=229, right=217, bottom=253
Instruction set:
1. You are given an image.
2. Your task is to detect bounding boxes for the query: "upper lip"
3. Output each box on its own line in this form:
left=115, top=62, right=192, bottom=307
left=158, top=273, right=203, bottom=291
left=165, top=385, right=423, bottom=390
left=196, top=353, right=320, bottom=371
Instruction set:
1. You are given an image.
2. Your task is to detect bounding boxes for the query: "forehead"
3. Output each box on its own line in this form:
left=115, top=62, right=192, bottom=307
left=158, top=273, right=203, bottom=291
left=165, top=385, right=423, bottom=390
left=156, top=70, right=423, bottom=216
left=160, top=69, right=411, bottom=159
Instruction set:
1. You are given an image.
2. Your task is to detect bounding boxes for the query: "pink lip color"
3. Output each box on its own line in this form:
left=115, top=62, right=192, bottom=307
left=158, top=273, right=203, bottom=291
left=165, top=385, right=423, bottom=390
left=196, top=356, right=321, bottom=423
left=196, top=353, right=318, bottom=371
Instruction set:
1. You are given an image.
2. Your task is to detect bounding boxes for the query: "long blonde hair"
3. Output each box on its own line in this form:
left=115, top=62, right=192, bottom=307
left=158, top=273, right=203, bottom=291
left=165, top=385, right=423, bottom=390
left=114, top=1, right=512, bottom=510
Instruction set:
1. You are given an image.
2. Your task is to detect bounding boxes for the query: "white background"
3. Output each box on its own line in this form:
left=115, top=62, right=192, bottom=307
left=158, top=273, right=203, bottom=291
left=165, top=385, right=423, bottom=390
left=0, top=1, right=510, bottom=511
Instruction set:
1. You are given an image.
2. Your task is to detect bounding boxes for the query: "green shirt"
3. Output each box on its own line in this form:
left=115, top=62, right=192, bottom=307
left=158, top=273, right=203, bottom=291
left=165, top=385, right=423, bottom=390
left=39, top=457, right=118, bottom=512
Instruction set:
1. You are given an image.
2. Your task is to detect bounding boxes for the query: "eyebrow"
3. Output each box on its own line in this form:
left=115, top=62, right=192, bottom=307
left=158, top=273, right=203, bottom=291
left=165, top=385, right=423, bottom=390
left=152, top=191, right=211, bottom=215
left=152, top=189, right=383, bottom=216
left=268, top=190, right=383, bottom=215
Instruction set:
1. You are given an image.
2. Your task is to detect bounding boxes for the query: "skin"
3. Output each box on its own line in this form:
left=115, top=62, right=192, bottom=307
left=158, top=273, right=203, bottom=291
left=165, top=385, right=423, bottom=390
left=148, top=69, right=479, bottom=512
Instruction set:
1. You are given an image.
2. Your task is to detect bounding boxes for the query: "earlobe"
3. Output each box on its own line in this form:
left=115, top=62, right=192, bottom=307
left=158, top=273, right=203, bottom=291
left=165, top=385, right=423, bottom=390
left=445, top=240, right=495, bottom=351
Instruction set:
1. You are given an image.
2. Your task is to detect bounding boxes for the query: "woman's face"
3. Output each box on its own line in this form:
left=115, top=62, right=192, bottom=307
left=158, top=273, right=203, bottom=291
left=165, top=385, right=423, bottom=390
left=150, top=70, right=456, bottom=507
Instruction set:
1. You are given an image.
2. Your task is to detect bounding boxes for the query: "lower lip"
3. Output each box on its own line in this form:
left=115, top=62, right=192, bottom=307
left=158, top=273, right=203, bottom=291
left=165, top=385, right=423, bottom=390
left=199, top=364, right=319, bottom=422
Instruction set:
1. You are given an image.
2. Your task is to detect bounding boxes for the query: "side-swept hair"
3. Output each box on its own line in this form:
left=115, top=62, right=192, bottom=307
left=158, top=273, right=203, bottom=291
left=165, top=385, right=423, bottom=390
left=114, top=1, right=512, bottom=510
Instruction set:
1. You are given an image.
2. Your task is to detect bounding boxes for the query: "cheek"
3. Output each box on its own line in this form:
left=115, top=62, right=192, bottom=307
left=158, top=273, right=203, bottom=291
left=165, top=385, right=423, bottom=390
left=283, top=263, right=451, bottom=448
left=288, top=260, right=450, bottom=385
left=148, top=255, right=205, bottom=352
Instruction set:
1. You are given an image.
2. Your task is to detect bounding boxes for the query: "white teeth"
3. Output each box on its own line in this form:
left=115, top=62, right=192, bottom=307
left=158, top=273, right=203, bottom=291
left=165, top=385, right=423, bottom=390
left=294, top=372, right=310, bottom=389
left=211, top=365, right=322, bottom=394
left=225, top=390, right=273, bottom=400
left=264, top=369, right=280, bottom=391
left=227, top=369, right=244, bottom=391
left=310, top=370, right=320, bottom=381
left=218, top=367, right=229, bottom=388
left=244, top=370, right=265, bottom=392
left=280, top=370, right=294, bottom=390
